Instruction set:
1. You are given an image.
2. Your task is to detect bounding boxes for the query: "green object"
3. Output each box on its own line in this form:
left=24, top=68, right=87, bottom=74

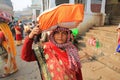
left=71, top=28, right=79, bottom=38
left=14, top=17, right=19, bottom=21
left=96, top=40, right=100, bottom=48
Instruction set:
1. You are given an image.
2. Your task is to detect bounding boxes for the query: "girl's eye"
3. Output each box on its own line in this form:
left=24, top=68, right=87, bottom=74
left=54, top=31, right=68, bottom=35
left=54, top=31, right=59, bottom=34
left=62, top=32, right=67, bottom=35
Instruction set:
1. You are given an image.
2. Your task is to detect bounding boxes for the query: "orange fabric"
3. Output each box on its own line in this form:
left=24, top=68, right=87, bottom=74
left=0, top=23, right=16, bottom=56
left=37, top=4, right=84, bottom=30
left=0, top=23, right=18, bottom=76
left=43, top=42, right=82, bottom=80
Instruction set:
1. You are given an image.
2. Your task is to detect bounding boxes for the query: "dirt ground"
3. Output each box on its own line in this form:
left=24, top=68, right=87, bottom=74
left=81, top=58, right=120, bottom=80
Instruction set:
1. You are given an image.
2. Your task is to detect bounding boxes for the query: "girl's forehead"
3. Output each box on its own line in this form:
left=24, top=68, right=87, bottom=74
left=57, top=30, right=66, bottom=32
left=54, top=31, right=68, bottom=33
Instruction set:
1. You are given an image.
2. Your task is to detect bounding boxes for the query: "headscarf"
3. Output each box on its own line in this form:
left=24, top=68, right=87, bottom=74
left=49, top=26, right=81, bottom=71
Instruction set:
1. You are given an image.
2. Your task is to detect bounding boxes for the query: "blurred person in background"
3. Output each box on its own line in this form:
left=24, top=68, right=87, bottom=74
left=24, top=23, right=31, bottom=36
left=18, top=20, right=24, bottom=39
left=14, top=22, right=22, bottom=46
left=0, top=24, right=18, bottom=78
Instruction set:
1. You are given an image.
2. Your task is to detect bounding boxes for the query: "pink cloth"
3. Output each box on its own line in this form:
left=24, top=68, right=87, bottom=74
left=88, top=38, right=96, bottom=46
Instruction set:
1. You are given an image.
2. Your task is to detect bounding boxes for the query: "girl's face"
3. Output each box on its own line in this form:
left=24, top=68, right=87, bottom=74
left=54, top=31, right=68, bottom=44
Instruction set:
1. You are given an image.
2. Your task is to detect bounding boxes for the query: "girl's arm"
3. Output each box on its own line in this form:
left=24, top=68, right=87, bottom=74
left=21, top=27, right=42, bottom=62
left=21, top=36, right=36, bottom=61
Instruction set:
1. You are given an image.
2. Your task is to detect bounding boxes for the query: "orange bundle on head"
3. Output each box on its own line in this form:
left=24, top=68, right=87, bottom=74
left=37, top=4, right=84, bottom=31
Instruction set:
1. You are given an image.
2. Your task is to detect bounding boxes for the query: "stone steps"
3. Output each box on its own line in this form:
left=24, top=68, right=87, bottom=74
left=79, top=48, right=120, bottom=74
left=78, top=25, right=120, bottom=73
left=93, top=26, right=117, bottom=31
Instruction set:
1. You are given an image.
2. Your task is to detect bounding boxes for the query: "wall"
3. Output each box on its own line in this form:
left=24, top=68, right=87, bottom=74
left=91, top=4, right=101, bottom=13
left=0, top=0, right=13, bottom=15
left=106, top=3, right=120, bottom=16
left=78, top=12, right=104, bottom=35
left=55, top=0, right=69, bottom=5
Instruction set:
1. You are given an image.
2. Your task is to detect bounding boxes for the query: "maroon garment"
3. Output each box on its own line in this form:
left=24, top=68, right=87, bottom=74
left=21, top=36, right=36, bottom=61
left=16, top=34, right=22, bottom=40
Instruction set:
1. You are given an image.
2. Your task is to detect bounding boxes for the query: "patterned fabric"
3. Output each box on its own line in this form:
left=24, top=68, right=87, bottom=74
left=33, top=46, right=52, bottom=80
left=49, top=27, right=81, bottom=71
left=42, top=42, right=80, bottom=80
left=34, top=27, right=82, bottom=80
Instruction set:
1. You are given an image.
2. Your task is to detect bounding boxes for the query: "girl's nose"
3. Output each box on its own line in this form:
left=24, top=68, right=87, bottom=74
left=58, top=32, right=62, bottom=38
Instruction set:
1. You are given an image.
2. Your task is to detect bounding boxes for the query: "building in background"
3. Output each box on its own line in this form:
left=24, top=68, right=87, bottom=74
left=30, top=0, right=120, bottom=25
left=0, top=0, right=13, bottom=15
left=14, top=7, right=33, bottom=23
left=32, top=0, right=106, bottom=26
left=31, top=0, right=41, bottom=21
left=105, top=0, right=120, bottom=25
left=0, top=0, right=33, bottom=23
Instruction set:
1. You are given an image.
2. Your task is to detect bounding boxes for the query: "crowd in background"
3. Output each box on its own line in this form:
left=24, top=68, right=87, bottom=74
left=8, top=20, right=37, bottom=46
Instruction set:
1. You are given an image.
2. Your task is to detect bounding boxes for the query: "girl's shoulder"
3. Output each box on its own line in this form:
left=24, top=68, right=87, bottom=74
left=43, top=42, right=56, bottom=50
left=43, top=42, right=51, bottom=48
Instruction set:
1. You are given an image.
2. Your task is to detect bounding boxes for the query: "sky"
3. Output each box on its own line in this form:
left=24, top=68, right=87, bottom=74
left=11, top=0, right=32, bottom=11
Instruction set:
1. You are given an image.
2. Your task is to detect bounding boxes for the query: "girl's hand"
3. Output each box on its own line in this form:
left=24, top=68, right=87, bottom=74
left=29, top=27, right=42, bottom=39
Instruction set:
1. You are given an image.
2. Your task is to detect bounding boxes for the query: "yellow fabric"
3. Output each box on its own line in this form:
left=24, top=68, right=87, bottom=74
left=37, top=4, right=84, bottom=31
left=0, top=9, right=18, bottom=76
left=0, top=23, right=16, bottom=56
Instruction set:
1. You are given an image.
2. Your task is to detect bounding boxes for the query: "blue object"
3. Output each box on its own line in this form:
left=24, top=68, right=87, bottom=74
left=116, top=44, right=120, bottom=53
